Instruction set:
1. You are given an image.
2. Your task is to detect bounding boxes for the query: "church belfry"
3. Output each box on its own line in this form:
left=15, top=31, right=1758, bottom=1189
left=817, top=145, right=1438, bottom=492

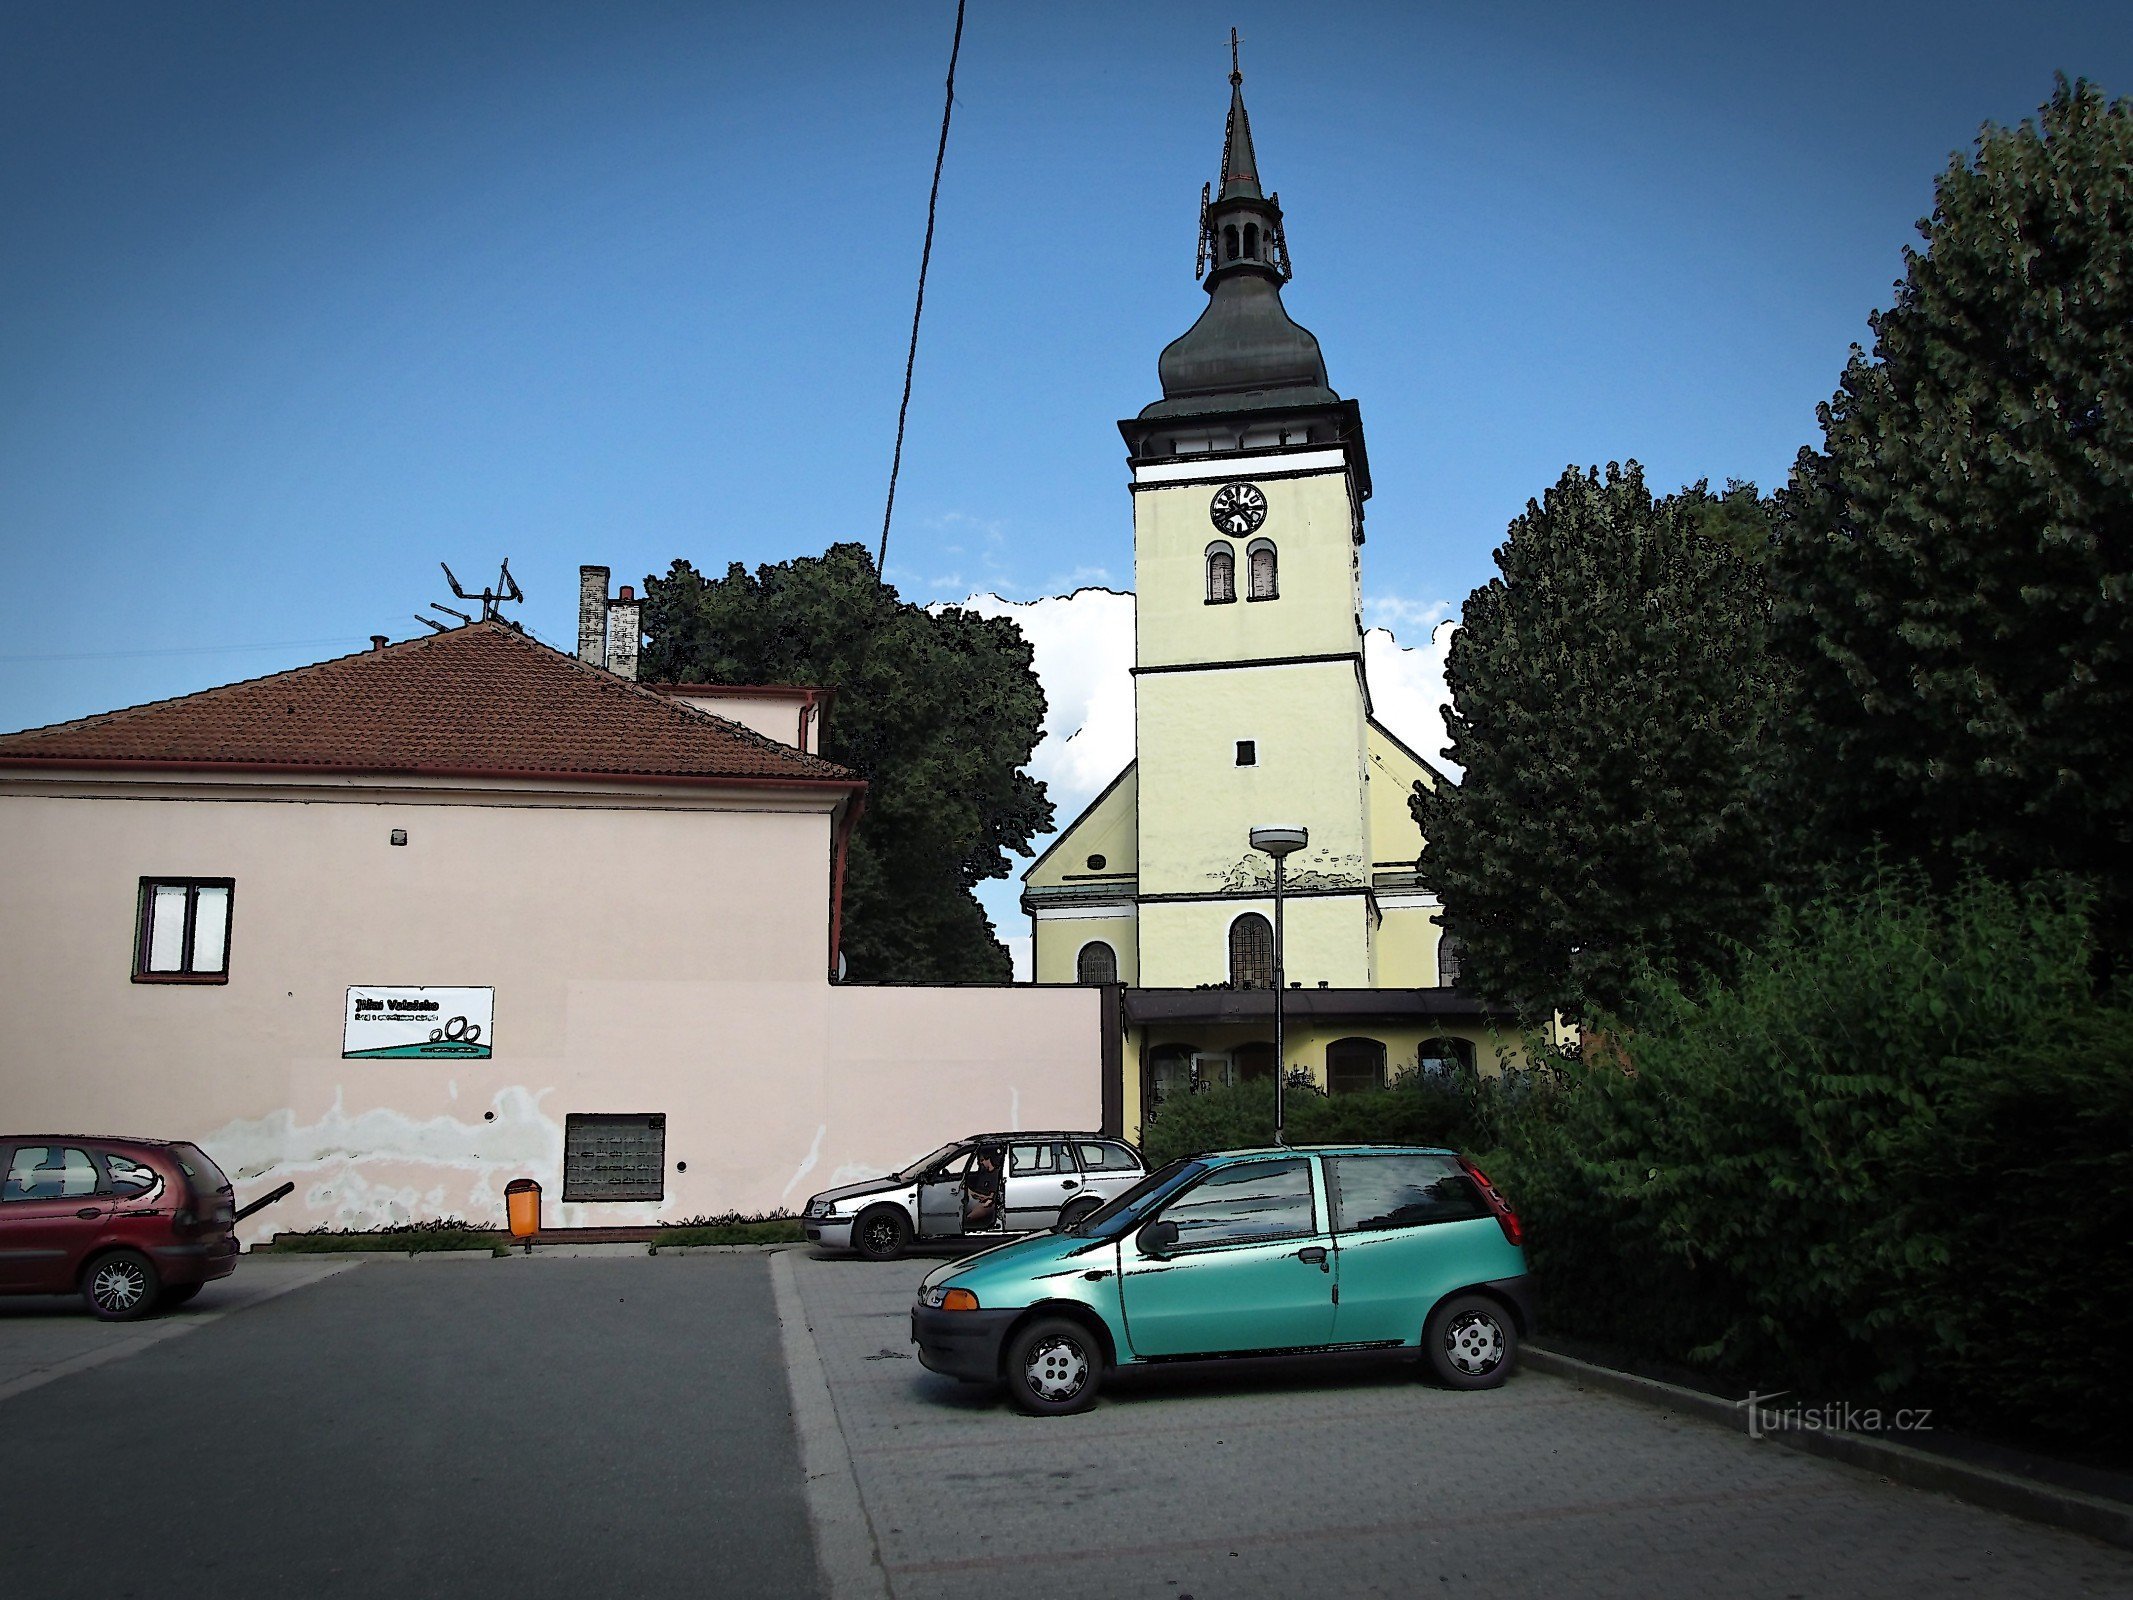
left=1022, top=49, right=1511, bottom=1134
left=1121, top=52, right=1375, bottom=989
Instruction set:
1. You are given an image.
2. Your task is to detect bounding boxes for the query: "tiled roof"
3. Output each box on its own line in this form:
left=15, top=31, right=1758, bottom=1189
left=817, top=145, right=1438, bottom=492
left=0, top=622, right=857, bottom=786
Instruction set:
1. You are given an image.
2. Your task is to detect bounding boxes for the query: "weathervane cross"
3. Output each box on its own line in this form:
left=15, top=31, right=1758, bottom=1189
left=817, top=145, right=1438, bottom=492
left=1229, top=26, right=1242, bottom=85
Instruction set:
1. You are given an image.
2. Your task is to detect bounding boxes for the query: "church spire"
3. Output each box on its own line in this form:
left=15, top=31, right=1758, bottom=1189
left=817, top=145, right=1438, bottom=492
left=1219, top=31, right=1262, bottom=201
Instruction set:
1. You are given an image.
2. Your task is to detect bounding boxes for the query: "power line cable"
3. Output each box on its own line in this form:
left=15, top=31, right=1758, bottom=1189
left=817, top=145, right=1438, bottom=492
left=877, top=0, right=967, bottom=579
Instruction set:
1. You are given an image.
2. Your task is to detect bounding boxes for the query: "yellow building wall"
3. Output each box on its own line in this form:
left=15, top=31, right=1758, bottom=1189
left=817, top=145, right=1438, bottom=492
left=1366, top=719, right=1435, bottom=867
left=1024, top=764, right=1137, bottom=891
left=1033, top=912, right=1139, bottom=986
left=1137, top=893, right=1370, bottom=989
left=1375, top=903, right=1443, bottom=988
left=1133, top=466, right=1362, bottom=670
left=1135, top=664, right=1370, bottom=897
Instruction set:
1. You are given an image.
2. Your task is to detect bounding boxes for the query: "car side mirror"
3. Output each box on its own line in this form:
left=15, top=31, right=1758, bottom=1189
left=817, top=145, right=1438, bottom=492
left=1137, top=1218, right=1180, bottom=1258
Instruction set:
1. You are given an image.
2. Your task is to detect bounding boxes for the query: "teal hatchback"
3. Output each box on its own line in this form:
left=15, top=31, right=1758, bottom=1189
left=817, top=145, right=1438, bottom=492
left=910, top=1145, right=1532, bottom=1415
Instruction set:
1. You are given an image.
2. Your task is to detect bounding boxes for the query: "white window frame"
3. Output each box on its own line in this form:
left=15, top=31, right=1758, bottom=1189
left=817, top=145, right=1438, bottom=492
left=133, top=878, right=234, bottom=984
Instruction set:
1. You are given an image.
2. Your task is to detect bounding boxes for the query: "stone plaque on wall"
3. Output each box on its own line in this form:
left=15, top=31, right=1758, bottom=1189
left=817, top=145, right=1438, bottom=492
left=562, top=1113, right=666, bottom=1201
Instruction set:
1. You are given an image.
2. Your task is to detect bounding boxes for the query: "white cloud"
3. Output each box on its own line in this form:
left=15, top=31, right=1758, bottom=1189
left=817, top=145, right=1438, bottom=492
left=1002, top=933, right=1033, bottom=984
left=1365, top=618, right=1462, bottom=780
left=948, top=588, right=1137, bottom=813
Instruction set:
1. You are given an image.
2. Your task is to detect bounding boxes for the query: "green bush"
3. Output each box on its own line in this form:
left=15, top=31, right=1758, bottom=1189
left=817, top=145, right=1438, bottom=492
left=1140, top=1061, right=1541, bottom=1168
left=268, top=1217, right=506, bottom=1254
left=1484, top=873, right=2133, bottom=1452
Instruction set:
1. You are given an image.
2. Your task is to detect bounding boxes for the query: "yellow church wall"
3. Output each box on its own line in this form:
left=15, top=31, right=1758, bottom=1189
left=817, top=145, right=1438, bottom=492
left=1023, top=764, right=1137, bottom=891
left=1135, top=663, right=1369, bottom=897
left=1032, top=912, right=1139, bottom=986
left=1366, top=718, right=1436, bottom=867
left=1133, top=466, right=1361, bottom=671
left=1374, top=901, right=1443, bottom=988
left=1136, top=893, right=1370, bottom=989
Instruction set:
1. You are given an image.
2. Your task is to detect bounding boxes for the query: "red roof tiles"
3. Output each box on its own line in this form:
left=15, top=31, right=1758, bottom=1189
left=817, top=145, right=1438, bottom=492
left=0, top=622, right=857, bottom=787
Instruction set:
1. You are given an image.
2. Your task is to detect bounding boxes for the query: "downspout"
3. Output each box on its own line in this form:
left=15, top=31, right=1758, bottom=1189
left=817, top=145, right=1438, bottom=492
left=827, top=787, right=867, bottom=979
left=797, top=692, right=818, bottom=754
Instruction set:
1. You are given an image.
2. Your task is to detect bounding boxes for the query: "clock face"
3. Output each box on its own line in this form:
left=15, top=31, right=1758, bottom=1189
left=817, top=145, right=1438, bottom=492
left=1210, top=482, right=1268, bottom=536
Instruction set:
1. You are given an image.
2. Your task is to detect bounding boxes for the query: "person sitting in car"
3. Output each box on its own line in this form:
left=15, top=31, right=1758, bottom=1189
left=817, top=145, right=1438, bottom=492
left=962, top=1147, right=1004, bottom=1232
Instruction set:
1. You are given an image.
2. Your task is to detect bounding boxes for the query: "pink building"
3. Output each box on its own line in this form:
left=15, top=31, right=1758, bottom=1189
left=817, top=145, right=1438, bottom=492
left=0, top=620, right=1110, bottom=1240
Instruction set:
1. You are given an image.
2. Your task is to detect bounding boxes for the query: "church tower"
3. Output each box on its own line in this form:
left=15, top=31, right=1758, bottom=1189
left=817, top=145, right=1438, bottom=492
left=1120, top=56, right=1376, bottom=990
left=1024, top=53, right=1509, bottom=1132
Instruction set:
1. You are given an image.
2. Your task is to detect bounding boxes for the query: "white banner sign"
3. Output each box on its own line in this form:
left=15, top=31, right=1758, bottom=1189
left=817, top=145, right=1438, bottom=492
left=343, top=987, right=494, bottom=1060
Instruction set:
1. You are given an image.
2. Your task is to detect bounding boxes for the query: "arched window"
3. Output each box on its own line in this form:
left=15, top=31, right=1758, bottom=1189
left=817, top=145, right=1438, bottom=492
left=1223, top=224, right=1240, bottom=261
left=1246, top=538, right=1277, bottom=600
left=1415, top=1036, right=1475, bottom=1081
left=1437, top=931, right=1464, bottom=988
left=1233, top=1041, right=1276, bottom=1082
left=1206, top=542, right=1236, bottom=603
left=1076, top=941, right=1117, bottom=985
left=1228, top=913, right=1273, bottom=989
left=1148, top=1044, right=1196, bottom=1110
left=1243, top=222, right=1260, bottom=259
left=1327, top=1037, right=1387, bottom=1095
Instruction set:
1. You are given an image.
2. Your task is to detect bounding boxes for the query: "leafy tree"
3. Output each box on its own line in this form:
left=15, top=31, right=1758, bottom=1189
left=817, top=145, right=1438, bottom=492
left=639, top=543, right=1052, bottom=983
left=1773, top=78, right=2133, bottom=952
left=1411, top=463, right=1776, bottom=1019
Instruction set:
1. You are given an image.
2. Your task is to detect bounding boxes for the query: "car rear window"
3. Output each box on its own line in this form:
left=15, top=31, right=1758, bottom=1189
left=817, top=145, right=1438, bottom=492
left=170, top=1143, right=231, bottom=1194
left=1074, top=1141, right=1139, bottom=1172
left=1326, top=1154, right=1487, bottom=1233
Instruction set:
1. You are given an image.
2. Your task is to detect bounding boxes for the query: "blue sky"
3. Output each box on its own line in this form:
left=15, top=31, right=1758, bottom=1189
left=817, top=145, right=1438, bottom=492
left=4, top=2, right=2129, bottom=960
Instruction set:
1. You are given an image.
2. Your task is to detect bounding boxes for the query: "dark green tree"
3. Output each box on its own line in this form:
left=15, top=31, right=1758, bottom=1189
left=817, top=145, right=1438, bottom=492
left=1411, top=463, right=1776, bottom=1019
left=1773, top=78, right=2133, bottom=950
left=640, top=543, right=1052, bottom=983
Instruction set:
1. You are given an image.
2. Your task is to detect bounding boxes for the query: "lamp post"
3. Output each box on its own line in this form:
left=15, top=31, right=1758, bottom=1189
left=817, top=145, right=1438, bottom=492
left=1249, top=825, right=1307, bottom=1146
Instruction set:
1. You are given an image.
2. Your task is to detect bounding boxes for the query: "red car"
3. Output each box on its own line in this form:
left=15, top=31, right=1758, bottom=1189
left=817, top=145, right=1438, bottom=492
left=0, top=1136, right=240, bottom=1319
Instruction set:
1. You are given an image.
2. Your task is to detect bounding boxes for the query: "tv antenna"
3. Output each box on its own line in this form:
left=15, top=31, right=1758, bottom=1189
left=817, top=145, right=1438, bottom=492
left=416, top=557, right=523, bottom=632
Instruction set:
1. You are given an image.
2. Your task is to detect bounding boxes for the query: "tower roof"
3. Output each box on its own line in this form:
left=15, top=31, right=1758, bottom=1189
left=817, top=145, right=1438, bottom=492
left=1139, top=56, right=1335, bottom=421
left=1219, top=70, right=1262, bottom=201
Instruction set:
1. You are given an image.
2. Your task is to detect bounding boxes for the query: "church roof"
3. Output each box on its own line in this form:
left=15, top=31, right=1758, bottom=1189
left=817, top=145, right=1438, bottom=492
left=0, top=621, right=858, bottom=789
left=1141, top=61, right=1336, bottom=420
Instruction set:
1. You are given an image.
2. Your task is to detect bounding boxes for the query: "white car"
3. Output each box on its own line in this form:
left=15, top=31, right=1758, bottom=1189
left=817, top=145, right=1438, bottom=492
left=802, top=1133, right=1146, bottom=1260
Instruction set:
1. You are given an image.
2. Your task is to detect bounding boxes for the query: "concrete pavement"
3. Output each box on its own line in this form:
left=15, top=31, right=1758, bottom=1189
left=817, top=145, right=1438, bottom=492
left=780, top=1251, right=2133, bottom=1600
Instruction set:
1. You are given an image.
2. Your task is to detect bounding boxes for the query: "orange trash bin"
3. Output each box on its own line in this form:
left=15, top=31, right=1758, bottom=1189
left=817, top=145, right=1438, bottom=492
left=505, top=1178, right=542, bottom=1246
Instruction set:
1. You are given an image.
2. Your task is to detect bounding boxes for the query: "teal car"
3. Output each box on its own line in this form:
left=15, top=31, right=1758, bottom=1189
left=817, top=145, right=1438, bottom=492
left=910, top=1145, right=1532, bottom=1415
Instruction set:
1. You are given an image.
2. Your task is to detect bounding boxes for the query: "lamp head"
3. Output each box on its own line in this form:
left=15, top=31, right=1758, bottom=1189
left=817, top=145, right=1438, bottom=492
left=1249, top=824, right=1308, bottom=858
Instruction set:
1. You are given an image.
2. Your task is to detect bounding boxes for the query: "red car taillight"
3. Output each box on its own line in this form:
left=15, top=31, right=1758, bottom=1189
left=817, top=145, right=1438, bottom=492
left=1460, top=1157, right=1525, bottom=1247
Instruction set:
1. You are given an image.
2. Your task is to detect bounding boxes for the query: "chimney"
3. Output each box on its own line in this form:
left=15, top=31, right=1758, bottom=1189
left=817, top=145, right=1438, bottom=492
left=577, top=566, right=610, bottom=667
left=606, top=585, right=642, bottom=682
left=370, top=635, right=389, bottom=652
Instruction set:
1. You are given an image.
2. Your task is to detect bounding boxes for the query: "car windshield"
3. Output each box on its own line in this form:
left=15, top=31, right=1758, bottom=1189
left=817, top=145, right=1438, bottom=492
left=1064, top=1158, right=1206, bottom=1238
left=892, top=1142, right=968, bottom=1183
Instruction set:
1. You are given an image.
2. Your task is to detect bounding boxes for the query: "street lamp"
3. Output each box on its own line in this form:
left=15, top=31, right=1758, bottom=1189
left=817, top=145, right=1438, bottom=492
left=1249, top=824, right=1307, bottom=1146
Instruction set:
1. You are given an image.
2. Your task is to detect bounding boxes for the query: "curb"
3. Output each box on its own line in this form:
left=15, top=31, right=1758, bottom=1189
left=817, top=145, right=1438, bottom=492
left=770, top=1250, right=892, bottom=1600
left=1520, top=1343, right=2133, bottom=1553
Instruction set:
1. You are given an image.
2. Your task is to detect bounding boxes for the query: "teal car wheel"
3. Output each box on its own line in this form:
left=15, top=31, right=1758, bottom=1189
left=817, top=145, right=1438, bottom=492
left=1425, top=1294, right=1516, bottom=1390
left=1006, top=1317, right=1102, bottom=1415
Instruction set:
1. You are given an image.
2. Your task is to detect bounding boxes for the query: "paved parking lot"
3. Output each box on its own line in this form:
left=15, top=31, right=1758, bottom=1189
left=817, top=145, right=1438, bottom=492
left=782, top=1252, right=2133, bottom=1600
left=5, top=1250, right=2130, bottom=1599
left=0, top=1254, right=823, bottom=1600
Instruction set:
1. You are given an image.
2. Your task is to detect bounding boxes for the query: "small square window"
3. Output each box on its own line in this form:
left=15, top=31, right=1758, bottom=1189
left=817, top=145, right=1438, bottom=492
left=133, top=879, right=234, bottom=983
left=1236, top=740, right=1256, bottom=766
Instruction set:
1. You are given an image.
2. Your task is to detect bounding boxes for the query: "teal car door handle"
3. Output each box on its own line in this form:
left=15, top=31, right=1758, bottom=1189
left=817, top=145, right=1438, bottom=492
left=1297, top=1246, right=1329, bottom=1270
